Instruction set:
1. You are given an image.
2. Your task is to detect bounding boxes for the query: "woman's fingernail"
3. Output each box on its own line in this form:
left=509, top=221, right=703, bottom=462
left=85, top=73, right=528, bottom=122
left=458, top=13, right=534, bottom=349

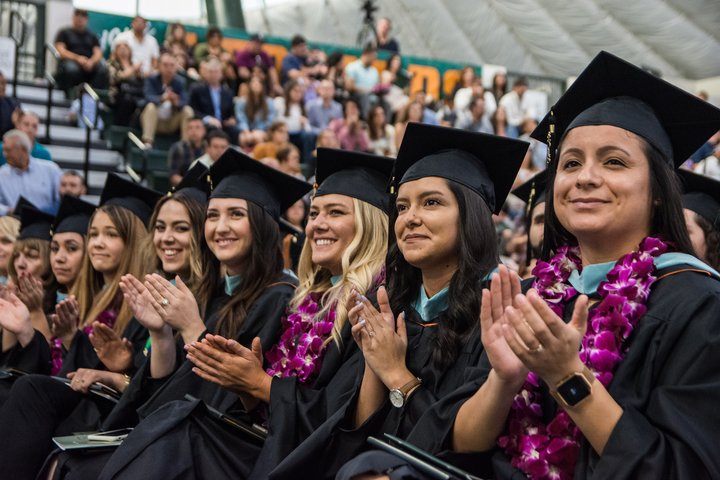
left=358, top=318, right=366, bottom=326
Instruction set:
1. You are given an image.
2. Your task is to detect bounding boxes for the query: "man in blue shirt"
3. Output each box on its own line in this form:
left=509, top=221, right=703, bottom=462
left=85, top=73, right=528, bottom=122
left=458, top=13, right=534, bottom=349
left=0, top=130, right=61, bottom=215
left=306, top=80, right=343, bottom=133
left=0, top=111, right=51, bottom=166
left=139, top=52, right=193, bottom=148
left=281, top=35, right=309, bottom=86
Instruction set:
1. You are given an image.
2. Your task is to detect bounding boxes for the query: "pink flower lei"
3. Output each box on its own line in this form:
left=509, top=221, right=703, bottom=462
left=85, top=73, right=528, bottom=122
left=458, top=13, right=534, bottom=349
left=498, top=237, right=668, bottom=479
left=50, top=309, right=118, bottom=375
left=264, top=292, right=335, bottom=384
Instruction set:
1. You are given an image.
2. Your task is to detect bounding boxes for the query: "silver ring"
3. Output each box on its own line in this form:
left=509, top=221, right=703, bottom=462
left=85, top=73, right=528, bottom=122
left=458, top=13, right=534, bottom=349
left=368, top=331, right=375, bottom=337
left=528, top=344, right=543, bottom=353
left=161, top=298, right=170, bottom=306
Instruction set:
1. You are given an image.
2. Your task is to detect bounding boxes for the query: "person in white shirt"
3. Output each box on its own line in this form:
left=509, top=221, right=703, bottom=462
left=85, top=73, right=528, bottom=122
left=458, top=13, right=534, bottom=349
left=498, top=76, right=529, bottom=138
left=112, top=16, right=160, bottom=77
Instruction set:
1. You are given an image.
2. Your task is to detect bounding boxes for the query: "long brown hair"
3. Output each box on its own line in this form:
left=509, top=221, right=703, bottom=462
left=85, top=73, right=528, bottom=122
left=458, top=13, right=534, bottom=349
left=283, top=79, right=306, bottom=117
left=72, top=205, right=152, bottom=335
left=245, top=77, right=269, bottom=124
left=196, top=201, right=284, bottom=338
left=146, top=191, right=211, bottom=293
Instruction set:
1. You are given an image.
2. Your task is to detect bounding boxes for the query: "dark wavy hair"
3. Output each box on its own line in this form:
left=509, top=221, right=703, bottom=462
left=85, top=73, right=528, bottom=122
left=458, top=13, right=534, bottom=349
left=386, top=180, right=497, bottom=370
left=692, top=213, right=720, bottom=270
left=541, top=135, right=695, bottom=259
left=196, top=201, right=284, bottom=339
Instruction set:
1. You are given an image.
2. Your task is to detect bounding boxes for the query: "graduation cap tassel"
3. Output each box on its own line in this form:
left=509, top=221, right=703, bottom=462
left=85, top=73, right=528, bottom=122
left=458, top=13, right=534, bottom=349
left=546, top=108, right=556, bottom=166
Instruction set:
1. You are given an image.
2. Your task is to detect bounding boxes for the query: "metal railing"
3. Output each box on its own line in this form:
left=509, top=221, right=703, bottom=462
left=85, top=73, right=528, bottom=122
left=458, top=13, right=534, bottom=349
left=8, top=10, right=27, bottom=96
left=78, top=82, right=101, bottom=182
left=125, top=131, right=146, bottom=183
left=42, top=42, right=60, bottom=144
left=1, top=0, right=46, bottom=81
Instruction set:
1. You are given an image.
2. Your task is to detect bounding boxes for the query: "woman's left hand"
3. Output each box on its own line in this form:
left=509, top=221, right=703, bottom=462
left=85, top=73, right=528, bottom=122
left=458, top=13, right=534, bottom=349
left=67, top=368, right=129, bottom=394
left=144, top=274, right=204, bottom=342
left=185, top=334, right=271, bottom=401
left=353, top=286, right=414, bottom=390
left=503, top=289, right=589, bottom=386
left=16, top=273, right=44, bottom=312
left=89, top=322, right=134, bottom=373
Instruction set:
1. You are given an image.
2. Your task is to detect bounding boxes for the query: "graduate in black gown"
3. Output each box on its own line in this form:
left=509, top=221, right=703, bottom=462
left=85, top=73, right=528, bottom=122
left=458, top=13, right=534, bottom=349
left=57, top=150, right=311, bottom=479
left=0, top=198, right=60, bottom=378
left=678, top=169, right=720, bottom=270
left=269, top=123, right=527, bottom=480
left=0, top=174, right=161, bottom=479
left=512, top=170, right=548, bottom=278
left=97, top=148, right=393, bottom=480
left=361, top=51, right=720, bottom=480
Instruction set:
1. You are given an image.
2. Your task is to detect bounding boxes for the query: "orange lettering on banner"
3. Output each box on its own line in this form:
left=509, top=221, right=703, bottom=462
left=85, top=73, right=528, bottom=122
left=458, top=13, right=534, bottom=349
left=408, top=64, right=440, bottom=99
left=443, top=69, right=462, bottom=97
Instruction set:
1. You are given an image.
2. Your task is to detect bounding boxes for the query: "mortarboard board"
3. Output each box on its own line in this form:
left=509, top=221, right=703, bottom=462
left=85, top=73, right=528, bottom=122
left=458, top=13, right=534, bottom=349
left=168, top=163, right=210, bottom=205
left=17, top=197, right=54, bottom=241
left=99, top=173, right=163, bottom=225
left=208, top=149, right=312, bottom=221
left=512, top=170, right=550, bottom=265
left=52, top=196, right=96, bottom=236
left=12, top=196, right=34, bottom=220
left=532, top=51, right=720, bottom=168
left=314, top=148, right=394, bottom=212
left=678, top=169, right=720, bottom=230
left=392, top=122, right=529, bottom=214
left=512, top=170, right=549, bottom=213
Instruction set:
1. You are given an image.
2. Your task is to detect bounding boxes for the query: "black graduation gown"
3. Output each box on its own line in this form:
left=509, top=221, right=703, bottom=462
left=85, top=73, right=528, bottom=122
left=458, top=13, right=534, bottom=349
left=97, top=284, right=365, bottom=480
left=266, top=307, right=484, bottom=480
left=0, top=318, right=149, bottom=480
left=349, top=266, right=720, bottom=480
left=76, top=276, right=296, bottom=480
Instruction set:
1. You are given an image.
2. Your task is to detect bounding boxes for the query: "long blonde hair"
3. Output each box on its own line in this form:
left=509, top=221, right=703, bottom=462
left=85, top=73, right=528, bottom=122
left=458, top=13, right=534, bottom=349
left=293, top=197, right=388, bottom=346
left=72, top=205, right=152, bottom=335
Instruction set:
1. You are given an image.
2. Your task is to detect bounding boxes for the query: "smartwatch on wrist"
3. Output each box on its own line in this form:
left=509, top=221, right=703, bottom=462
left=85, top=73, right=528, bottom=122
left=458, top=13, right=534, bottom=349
left=550, top=365, right=595, bottom=408
left=389, top=377, right=422, bottom=408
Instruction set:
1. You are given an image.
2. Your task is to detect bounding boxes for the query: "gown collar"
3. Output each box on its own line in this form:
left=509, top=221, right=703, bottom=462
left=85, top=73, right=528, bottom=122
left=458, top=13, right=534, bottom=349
left=568, top=252, right=720, bottom=295
left=224, top=273, right=242, bottom=295
left=412, top=284, right=449, bottom=322
left=56, top=290, right=68, bottom=304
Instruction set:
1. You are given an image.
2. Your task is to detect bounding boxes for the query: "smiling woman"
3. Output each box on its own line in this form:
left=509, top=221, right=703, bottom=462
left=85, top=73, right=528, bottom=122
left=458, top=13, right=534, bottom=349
left=409, top=51, right=720, bottom=480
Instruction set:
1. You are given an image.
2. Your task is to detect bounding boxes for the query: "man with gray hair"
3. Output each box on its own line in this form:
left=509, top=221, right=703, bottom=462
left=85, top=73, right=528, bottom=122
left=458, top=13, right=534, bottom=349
left=0, top=111, right=52, bottom=166
left=0, top=129, right=62, bottom=215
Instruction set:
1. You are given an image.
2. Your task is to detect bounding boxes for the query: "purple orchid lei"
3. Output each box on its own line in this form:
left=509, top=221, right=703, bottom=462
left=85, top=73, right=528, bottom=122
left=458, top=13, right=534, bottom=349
left=498, top=237, right=668, bottom=479
left=264, top=292, right=335, bottom=384
left=50, top=309, right=118, bottom=375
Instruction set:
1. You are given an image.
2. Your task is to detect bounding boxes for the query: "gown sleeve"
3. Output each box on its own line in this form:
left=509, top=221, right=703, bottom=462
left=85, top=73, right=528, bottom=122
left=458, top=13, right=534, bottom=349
left=0, top=329, right=52, bottom=375
left=579, top=276, right=720, bottom=479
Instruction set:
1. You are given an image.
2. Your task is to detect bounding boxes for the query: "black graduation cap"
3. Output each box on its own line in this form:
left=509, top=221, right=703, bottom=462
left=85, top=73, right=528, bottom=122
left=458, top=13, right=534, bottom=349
left=532, top=51, right=720, bottom=168
left=392, top=122, right=529, bottom=214
left=678, top=169, right=720, bottom=229
left=168, top=163, right=210, bottom=205
left=512, top=170, right=549, bottom=213
left=314, top=148, right=394, bottom=211
left=99, top=173, right=163, bottom=225
left=208, top=148, right=312, bottom=221
left=52, top=195, right=96, bottom=236
left=17, top=197, right=54, bottom=241
left=279, top=217, right=303, bottom=237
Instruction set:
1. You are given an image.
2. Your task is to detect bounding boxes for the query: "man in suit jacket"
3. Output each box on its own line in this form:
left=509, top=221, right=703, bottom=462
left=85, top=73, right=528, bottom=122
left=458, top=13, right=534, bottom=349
left=189, top=58, right=239, bottom=144
left=140, top=52, right=193, bottom=147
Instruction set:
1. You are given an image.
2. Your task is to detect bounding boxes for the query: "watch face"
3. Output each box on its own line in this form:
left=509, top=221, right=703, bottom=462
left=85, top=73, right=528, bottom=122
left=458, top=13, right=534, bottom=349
left=389, top=389, right=404, bottom=408
left=557, top=374, right=591, bottom=406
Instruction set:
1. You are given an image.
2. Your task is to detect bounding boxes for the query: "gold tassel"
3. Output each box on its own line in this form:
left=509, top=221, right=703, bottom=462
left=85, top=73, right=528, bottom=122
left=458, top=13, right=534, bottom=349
left=546, top=108, right=555, bottom=166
